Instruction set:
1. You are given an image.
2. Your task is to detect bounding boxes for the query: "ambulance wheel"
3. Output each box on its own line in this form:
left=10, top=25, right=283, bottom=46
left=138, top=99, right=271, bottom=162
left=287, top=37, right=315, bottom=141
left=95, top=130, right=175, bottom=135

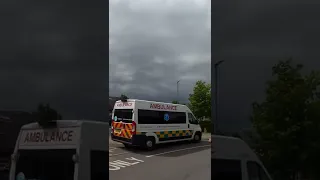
left=193, top=132, right=201, bottom=143
left=123, top=143, right=131, bottom=148
left=145, top=137, right=155, bottom=151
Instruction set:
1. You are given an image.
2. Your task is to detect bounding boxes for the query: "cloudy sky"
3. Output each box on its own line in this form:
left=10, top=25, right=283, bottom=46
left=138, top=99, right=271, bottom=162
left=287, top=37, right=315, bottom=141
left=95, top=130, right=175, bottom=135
left=0, top=0, right=108, bottom=120
left=0, top=0, right=210, bottom=121
left=109, top=0, right=211, bottom=104
left=213, top=0, right=320, bottom=132
left=2, top=0, right=320, bottom=132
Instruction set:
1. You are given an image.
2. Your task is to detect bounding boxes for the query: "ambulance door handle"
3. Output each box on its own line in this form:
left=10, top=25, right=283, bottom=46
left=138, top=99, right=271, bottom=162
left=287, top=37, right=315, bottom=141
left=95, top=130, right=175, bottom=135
left=188, top=124, right=189, bottom=128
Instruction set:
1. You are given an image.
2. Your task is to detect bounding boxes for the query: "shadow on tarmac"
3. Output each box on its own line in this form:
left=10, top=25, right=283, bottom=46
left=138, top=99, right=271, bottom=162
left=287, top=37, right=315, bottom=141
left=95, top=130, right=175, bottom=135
left=117, top=140, right=211, bottom=157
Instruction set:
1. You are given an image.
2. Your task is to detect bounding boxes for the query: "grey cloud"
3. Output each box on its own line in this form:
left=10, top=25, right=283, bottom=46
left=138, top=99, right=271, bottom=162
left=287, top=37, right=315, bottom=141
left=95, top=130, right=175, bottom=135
left=110, top=0, right=211, bottom=103
left=0, top=0, right=108, bottom=120
left=212, top=0, right=320, bottom=132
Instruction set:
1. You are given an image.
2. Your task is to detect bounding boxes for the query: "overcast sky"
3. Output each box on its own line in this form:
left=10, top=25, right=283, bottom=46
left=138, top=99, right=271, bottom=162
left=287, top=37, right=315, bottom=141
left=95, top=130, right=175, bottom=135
left=213, top=0, right=320, bottom=132
left=0, top=0, right=210, bottom=121
left=109, top=0, right=211, bottom=104
left=2, top=0, right=320, bottom=131
left=0, top=0, right=108, bottom=120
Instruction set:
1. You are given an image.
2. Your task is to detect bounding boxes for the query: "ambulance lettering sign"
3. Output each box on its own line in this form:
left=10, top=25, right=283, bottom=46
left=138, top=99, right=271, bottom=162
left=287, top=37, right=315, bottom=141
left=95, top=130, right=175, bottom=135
left=18, top=128, right=79, bottom=148
left=24, top=130, right=73, bottom=143
left=150, top=104, right=177, bottom=111
left=116, top=102, right=133, bottom=107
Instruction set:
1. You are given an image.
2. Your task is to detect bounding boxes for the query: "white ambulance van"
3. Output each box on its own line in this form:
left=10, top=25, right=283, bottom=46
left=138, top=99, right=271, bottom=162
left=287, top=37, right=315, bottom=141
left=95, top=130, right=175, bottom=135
left=212, top=135, right=273, bottom=180
left=111, top=99, right=203, bottom=150
left=9, top=120, right=109, bottom=180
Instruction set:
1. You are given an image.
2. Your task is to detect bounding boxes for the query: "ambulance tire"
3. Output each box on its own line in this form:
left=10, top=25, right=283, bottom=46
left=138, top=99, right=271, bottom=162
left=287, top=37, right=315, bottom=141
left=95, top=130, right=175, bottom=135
left=193, top=132, right=201, bottom=143
left=145, top=137, right=155, bottom=151
left=123, top=143, right=131, bottom=148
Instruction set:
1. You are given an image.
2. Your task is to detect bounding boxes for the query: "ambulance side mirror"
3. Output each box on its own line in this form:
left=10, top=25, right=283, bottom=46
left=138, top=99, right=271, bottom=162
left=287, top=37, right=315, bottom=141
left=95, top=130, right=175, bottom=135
left=72, top=154, right=79, bottom=163
left=11, top=153, right=19, bottom=162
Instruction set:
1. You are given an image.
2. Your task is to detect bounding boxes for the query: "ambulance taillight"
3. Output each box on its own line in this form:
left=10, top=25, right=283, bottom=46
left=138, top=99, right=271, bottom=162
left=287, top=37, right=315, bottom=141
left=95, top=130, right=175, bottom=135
left=111, top=119, right=114, bottom=132
left=132, top=121, right=136, bottom=135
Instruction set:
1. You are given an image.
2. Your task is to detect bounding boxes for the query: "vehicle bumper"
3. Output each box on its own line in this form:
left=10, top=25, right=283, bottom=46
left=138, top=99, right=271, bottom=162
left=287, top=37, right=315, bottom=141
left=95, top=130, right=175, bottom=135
left=111, top=134, right=147, bottom=146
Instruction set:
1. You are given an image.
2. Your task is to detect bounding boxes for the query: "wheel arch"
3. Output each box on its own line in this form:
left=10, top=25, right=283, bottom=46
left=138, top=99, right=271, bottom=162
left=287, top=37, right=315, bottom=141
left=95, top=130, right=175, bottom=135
left=145, top=132, right=159, bottom=143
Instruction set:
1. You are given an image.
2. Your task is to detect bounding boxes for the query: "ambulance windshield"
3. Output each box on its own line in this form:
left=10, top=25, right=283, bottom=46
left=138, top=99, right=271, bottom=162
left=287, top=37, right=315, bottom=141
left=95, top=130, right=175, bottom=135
left=113, top=109, right=133, bottom=123
left=15, top=149, right=75, bottom=180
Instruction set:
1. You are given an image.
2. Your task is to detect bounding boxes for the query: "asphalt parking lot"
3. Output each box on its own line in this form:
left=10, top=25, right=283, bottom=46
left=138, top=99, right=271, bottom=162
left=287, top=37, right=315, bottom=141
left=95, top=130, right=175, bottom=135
left=109, top=136, right=211, bottom=180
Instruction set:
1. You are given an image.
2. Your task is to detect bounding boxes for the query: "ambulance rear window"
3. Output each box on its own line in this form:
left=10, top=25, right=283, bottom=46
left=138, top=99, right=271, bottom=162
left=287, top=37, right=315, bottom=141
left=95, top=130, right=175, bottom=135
left=113, top=109, right=133, bottom=123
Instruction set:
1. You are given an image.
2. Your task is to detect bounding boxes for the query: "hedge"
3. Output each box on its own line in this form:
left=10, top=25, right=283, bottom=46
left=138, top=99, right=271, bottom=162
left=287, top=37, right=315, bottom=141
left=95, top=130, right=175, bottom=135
left=199, top=120, right=212, bottom=133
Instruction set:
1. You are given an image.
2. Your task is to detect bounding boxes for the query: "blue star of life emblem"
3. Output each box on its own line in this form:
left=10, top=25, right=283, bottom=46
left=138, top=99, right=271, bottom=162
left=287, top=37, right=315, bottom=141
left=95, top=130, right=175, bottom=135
left=164, top=113, right=169, bottom=121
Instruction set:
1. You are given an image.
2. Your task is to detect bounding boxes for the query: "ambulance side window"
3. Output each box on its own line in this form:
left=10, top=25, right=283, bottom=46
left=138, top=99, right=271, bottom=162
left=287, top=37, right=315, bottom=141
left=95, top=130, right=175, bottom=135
left=91, top=150, right=108, bottom=180
left=247, top=161, right=270, bottom=180
left=188, top=113, right=198, bottom=124
left=138, top=110, right=186, bottom=124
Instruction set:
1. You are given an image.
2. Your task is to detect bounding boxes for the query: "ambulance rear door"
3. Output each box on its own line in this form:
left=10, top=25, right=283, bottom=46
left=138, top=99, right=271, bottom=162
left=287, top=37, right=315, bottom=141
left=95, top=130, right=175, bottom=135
left=112, top=101, right=134, bottom=139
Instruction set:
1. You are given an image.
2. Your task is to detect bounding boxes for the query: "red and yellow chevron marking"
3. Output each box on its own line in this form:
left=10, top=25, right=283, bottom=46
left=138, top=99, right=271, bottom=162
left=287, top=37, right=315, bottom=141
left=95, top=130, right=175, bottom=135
left=113, top=122, right=133, bottom=139
left=113, top=122, right=122, bottom=129
left=114, top=129, right=132, bottom=139
left=124, top=123, right=133, bottom=130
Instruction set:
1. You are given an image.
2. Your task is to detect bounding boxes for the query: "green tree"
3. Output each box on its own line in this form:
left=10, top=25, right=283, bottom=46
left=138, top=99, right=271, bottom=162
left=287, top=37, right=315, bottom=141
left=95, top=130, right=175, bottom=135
left=120, top=94, right=129, bottom=101
left=35, top=103, right=63, bottom=126
left=188, top=80, right=211, bottom=120
left=251, top=59, right=320, bottom=180
left=172, top=100, right=179, bottom=104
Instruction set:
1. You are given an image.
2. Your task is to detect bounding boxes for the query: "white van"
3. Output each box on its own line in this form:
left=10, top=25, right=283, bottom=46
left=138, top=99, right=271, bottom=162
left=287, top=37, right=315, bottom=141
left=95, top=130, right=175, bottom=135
left=111, top=99, right=202, bottom=150
left=212, top=135, right=273, bottom=180
left=9, top=120, right=109, bottom=180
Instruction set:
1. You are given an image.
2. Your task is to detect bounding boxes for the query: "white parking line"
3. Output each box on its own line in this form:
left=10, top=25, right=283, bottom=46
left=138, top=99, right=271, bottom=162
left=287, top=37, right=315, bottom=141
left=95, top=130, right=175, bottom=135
left=110, top=152, right=131, bottom=157
left=145, top=145, right=210, bottom=158
left=109, top=147, right=117, bottom=153
left=109, top=157, right=144, bottom=171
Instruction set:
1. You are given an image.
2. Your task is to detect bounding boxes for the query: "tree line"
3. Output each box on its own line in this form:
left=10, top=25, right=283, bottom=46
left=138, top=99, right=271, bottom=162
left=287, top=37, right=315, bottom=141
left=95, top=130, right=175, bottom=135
left=172, top=80, right=211, bottom=133
left=32, top=103, right=63, bottom=125
left=180, top=59, right=320, bottom=179
left=172, top=80, right=211, bottom=121
left=250, top=59, right=320, bottom=180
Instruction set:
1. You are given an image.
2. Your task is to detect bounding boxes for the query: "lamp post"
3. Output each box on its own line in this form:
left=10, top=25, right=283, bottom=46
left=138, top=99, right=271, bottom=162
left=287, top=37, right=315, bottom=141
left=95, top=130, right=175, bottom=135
left=177, top=80, right=181, bottom=102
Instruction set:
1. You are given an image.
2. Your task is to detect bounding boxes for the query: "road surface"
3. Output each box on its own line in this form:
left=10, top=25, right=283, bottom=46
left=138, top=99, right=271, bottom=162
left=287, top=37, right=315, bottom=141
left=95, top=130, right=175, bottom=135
left=109, top=138, right=211, bottom=180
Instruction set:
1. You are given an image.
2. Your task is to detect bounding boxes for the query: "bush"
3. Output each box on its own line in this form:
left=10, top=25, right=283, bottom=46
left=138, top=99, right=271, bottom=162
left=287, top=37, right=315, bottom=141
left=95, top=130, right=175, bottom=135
left=199, top=120, right=212, bottom=133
